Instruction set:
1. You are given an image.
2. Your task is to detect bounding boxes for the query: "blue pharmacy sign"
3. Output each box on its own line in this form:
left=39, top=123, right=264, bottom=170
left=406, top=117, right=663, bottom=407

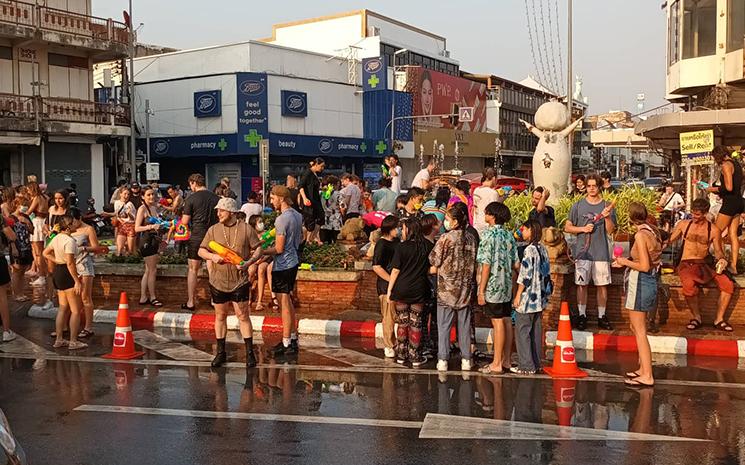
left=193, top=90, right=221, bottom=118
left=236, top=72, right=268, bottom=154
left=362, top=56, right=387, bottom=92
left=148, top=134, right=236, bottom=158
left=281, top=90, right=308, bottom=117
left=269, top=133, right=387, bottom=157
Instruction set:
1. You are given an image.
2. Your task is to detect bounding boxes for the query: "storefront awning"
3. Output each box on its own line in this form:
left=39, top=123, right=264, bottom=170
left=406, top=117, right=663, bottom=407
left=0, top=135, right=40, bottom=145
left=635, top=108, right=745, bottom=149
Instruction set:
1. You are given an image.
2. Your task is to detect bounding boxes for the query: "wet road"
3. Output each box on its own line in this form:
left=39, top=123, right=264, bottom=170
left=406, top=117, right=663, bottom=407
left=2, top=309, right=745, bottom=464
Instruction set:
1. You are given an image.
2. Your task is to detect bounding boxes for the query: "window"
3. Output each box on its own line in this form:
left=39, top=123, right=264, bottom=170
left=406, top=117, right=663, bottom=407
left=682, top=0, right=716, bottom=59
left=728, top=0, right=745, bottom=52
left=669, top=1, right=680, bottom=64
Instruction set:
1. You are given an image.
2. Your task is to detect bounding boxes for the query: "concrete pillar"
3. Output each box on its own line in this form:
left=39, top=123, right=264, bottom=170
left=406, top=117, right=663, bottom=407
left=91, top=144, right=105, bottom=207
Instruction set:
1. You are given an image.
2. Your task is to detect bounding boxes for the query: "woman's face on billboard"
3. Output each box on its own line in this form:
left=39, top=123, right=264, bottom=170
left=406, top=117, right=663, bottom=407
left=421, top=78, right=433, bottom=115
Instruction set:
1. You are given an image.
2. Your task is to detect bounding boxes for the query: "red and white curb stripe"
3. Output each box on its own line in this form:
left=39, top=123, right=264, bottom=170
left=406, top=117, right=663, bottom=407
left=546, top=330, right=745, bottom=358
left=27, top=305, right=745, bottom=358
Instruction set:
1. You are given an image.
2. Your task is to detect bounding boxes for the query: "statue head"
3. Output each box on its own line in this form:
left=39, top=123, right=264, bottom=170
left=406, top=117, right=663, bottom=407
left=535, top=101, right=569, bottom=131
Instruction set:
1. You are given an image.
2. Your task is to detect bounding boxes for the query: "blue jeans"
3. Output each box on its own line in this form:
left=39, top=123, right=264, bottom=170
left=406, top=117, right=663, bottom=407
left=514, top=312, right=543, bottom=371
left=437, top=304, right=472, bottom=361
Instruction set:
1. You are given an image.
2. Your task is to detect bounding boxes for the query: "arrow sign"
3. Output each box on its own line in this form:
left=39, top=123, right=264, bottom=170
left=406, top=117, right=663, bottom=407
left=458, top=106, right=474, bottom=123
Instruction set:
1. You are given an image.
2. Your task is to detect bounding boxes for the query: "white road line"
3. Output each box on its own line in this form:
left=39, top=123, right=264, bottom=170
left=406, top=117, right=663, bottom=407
left=418, top=413, right=709, bottom=441
left=0, top=353, right=744, bottom=390
left=0, top=334, right=52, bottom=355
left=133, top=330, right=213, bottom=362
left=305, top=347, right=393, bottom=367
left=74, top=404, right=423, bottom=429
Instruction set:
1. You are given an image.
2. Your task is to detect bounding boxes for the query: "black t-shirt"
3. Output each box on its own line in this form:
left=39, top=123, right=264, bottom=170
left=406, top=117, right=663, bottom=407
left=289, top=187, right=301, bottom=212
left=390, top=239, right=434, bottom=304
left=129, top=194, right=143, bottom=210
left=528, top=206, right=556, bottom=228
left=183, top=189, right=219, bottom=238
left=372, top=237, right=399, bottom=296
left=298, top=169, right=321, bottom=206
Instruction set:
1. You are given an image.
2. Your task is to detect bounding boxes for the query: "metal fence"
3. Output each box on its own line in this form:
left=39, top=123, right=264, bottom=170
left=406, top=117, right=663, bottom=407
left=0, top=93, right=129, bottom=126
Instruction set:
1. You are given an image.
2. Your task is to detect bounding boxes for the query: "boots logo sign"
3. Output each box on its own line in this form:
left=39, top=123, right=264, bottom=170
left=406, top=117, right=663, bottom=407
left=561, top=346, right=575, bottom=363
left=318, top=139, right=333, bottom=153
left=153, top=140, right=169, bottom=155
left=240, top=80, right=265, bottom=96
left=194, top=90, right=221, bottom=117
left=364, top=58, right=383, bottom=73
left=281, top=90, right=307, bottom=117
left=113, top=331, right=126, bottom=347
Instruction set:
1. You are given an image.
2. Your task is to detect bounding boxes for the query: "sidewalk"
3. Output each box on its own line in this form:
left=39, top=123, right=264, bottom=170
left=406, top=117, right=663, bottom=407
left=26, top=303, right=745, bottom=358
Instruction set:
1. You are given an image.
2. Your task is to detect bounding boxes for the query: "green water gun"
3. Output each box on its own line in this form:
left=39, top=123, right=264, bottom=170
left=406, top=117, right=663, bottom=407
left=322, top=184, right=334, bottom=200
left=299, top=263, right=315, bottom=271
left=261, top=228, right=276, bottom=249
left=381, top=164, right=390, bottom=177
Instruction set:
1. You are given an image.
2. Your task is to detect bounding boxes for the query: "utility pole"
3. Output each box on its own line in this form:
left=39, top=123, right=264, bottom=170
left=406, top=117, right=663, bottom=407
left=145, top=99, right=151, bottom=165
left=566, top=0, right=573, bottom=154
left=390, top=48, right=408, bottom=154
left=128, top=0, right=137, bottom=182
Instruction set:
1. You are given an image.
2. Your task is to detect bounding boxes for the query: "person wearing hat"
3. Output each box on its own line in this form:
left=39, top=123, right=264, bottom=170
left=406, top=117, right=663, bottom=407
left=199, top=197, right=262, bottom=368
left=129, top=182, right=143, bottom=210
left=262, top=185, right=304, bottom=357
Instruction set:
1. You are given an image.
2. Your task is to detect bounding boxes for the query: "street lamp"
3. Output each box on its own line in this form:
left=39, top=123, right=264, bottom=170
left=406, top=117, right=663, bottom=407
left=389, top=48, right=408, bottom=153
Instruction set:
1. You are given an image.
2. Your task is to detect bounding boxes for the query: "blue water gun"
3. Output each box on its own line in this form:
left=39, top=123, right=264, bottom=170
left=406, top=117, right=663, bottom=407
left=694, top=179, right=709, bottom=190
left=147, top=217, right=175, bottom=229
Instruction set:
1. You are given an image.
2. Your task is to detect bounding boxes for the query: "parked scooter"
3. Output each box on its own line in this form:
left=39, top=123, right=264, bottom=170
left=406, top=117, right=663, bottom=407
left=82, top=198, right=114, bottom=237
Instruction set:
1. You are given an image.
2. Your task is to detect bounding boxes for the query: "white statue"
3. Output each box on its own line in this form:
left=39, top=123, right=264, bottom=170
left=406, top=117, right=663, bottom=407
left=520, top=101, right=583, bottom=202
left=573, top=75, right=583, bottom=101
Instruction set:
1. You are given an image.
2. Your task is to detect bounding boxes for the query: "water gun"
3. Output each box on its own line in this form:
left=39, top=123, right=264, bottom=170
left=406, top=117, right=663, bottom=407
left=613, top=245, right=624, bottom=259
left=45, top=223, right=60, bottom=247
left=322, top=184, right=334, bottom=200
left=208, top=241, right=245, bottom=266
left=694, top=179, right=710, bottom=190
left=159, top=198, right=173, bottom=207
left=513, top=227, right=523, bottom=241
left=299, top=263, right=315, bottom=271
left=261, top=228, right=276, bottom=249
left=591, top=200, right=616, bottom=223
left=381, top=164, right=390, bottom=177
left=497, top=186, right=513, bottom=197
left=173, top=219, right=190, bottom=241
left=147, top=217, right=175, bottom=229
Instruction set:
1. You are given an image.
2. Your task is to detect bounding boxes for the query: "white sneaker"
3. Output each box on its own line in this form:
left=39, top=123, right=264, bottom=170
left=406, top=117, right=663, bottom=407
left=461, top=358, right=473, bottom=371
left=383, top=347, right=395, bottom=358
left=437, top=359, right=449, bottom=372
left=2, top=330, right=17, bottom=342
left=30, top=276, right=46, bottom=286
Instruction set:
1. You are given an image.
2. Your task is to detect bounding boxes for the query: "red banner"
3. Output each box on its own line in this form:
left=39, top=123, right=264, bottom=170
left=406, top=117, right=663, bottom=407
left=407, top=67, right=487, bottom=132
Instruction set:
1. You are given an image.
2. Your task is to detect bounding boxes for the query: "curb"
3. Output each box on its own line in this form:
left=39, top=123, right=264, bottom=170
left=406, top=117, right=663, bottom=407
left=27, top=306, right=745, bottom=358
left=545, top=330, right=745, bottom=358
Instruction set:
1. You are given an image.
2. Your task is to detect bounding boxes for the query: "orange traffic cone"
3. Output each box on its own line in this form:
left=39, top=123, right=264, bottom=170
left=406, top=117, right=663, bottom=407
left=544, top=302, right=587, bottom=378
left=552, top=379, right=577, bottom=426
left=102, top=292, right=144, bottom=360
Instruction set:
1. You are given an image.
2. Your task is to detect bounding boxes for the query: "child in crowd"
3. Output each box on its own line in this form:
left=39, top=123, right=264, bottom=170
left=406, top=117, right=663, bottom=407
left=247, top=214, right=274, bottom=311
left=387, top=217, right=433, bottom=367
left=372, top=215, right=400, bottom=358
left=429, top=202, right=478, bottom=372
left=420, top=213, right=440, bottom=357
left=512, top=219, right=553, bottom=375
left=320, top=175, right=342, bottom=244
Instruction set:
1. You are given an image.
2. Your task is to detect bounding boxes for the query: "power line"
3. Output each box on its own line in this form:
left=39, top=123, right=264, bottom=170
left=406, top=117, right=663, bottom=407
left=551, top=0, right=565, bottom=95
left=538, top=0, right=560, bottom=94
left=524, top=0, right=549, bottom=89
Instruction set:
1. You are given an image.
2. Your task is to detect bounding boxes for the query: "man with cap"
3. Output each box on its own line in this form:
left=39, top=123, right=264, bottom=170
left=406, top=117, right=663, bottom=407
left=129, top=182, right=143, bottom=209
left=199, top=197, right=263, bottom=368
left=262, top=185, right=303, bottom=357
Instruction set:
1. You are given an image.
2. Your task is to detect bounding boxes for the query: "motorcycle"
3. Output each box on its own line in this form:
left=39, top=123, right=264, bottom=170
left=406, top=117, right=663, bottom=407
left=82, top=198, right=114, bottom=238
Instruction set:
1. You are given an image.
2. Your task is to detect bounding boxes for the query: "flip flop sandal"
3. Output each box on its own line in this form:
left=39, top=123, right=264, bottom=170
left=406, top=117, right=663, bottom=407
left=150, top=299, right=164, bottom=307
left=52, top=339, right=69, bottom=348
left=255, top=302, right=265, bottom=311
left=625, top=378, right=654, bottom=388
left=68, top=341, right=88, bottom=350
left=181, top=303, right=196, bottom=311
left=271, top=298, right=280, bottom=309
left=138, top=299, right=150, bottom=305
left=714, top=320, right=734, bottom=332
left=686, top=319, right=702, bottom=330
left=78, top=329, right=94, bottom=338
left=479, top=365, right=503, bottom=375
left=625, top=371, right=641, bottom=379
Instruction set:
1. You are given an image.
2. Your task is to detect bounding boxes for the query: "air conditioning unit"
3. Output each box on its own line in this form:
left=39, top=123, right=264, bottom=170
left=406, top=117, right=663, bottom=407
left=368, top=26, right=380, bottom=36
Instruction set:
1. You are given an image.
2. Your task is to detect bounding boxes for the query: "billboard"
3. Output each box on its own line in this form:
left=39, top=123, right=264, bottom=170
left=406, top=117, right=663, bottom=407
left=236, top=72, right=268, bottom=154
left=362, top=56, right=387, bottom=92
left=407, top=67, right=487, bottom=132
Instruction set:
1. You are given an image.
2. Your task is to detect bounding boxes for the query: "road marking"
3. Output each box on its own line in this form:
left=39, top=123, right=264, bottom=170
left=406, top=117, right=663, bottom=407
left=0, top=334, right=52, bottom=355
left=133, top=330, right=213, bottom=362
left=418, top=413, right=709, bottom=441
left=305, top=347, right=393, bottom=367
left=74, top=405, right=423, bottom=429
left=0, top=353, right=744, bottom=390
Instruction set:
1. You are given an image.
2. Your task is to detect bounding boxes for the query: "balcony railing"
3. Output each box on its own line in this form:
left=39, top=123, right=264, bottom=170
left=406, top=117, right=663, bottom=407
left=0, top=0, right=129, bottom=45
left=0, top=93, right=130, bottom=126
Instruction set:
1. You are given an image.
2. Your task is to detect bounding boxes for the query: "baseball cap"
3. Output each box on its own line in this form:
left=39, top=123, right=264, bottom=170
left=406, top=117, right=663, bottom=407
left=215, top=197, right=240, bottom=213
left=131, top=182, right=140, bottom=188
left=271, top=185, right=293, bottom=205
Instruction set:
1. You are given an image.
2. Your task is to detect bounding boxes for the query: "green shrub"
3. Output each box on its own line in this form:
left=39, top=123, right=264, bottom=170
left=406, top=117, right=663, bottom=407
left=300, top=243, right=350, bottom=268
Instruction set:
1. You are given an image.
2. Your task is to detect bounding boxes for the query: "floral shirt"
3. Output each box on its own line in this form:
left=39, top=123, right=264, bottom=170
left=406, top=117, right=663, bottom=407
left=429, top=229, right=477, bottom=308
left=515, top=243, right=553, bottom=314
left=476, top=225, right=518, bottom=304
left=321, top=191, right=342, bottom=231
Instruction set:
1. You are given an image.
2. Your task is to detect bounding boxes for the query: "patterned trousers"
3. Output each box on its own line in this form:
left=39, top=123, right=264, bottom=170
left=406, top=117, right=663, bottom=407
left=394, top=301, right=424, bottom=361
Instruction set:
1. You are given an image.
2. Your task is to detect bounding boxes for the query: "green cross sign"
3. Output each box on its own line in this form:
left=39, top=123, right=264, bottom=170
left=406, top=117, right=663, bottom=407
left=375, top=140, right=387, bottom=154
left=217, top=138, right=228, bottom=151
left=367, top=74, right=380, bottom=89
left=360, top=142, right=367, bottom=152
left=244, top=129, right=262, bottom=148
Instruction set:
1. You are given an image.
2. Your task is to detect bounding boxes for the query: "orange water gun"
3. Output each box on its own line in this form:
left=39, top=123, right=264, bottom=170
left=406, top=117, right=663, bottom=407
left=208, top=241, right=245, bottom=266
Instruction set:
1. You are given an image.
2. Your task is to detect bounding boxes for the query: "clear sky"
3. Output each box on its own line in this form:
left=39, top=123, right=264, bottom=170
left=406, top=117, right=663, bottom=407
left=93, top=0, right=667, bottom=115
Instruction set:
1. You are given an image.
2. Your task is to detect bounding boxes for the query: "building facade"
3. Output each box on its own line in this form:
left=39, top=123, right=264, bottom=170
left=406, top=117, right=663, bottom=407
left=0, top=0, right=130, bottom=203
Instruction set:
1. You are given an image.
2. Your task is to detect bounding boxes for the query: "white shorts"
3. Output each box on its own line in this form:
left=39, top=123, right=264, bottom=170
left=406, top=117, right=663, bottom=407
left=31, top=217, right=46, bottom=242
left=575, top=260, right=611, bottom=286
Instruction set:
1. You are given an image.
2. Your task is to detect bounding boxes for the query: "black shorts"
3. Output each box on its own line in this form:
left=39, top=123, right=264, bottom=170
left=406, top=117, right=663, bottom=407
left=303, top=204, right=325, bottom=230
left=187, top=236, right=204, bottom=261
left=719, top=196, right=744, bottom=217
left=0, top=256, right=10, bottom=286
left=10, top=249, right=33, bottom=267
left=483, top=301, right=512, bottom=319
left=272, top=266, right=298, bottom=294
left=210, top=282, right=250, bottom=304
left=52, top=263, right=75, bottom=291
